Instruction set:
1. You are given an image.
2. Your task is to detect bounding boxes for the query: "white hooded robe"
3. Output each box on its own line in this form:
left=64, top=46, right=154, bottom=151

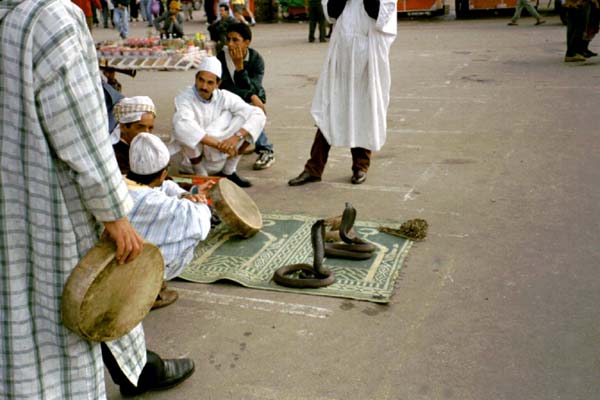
left=311, top=0, right=397, bottom=151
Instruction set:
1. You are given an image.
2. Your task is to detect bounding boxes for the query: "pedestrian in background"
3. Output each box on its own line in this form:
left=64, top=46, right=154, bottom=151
left=563, top=0, right=594, bottom=61
left=508, top=0, right=546, bottom=25
left=154, top=0, right=185, bottom=38
left=182, top=0, right=195, bottom=20
left=113, top=0, right=130, bottom=38
left=305, top=0, right=327, bottom=42
left=72, top=0, right=102, bottom=31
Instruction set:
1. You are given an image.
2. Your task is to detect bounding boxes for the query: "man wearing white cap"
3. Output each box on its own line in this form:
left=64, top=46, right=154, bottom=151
left=112, top=96, right=156, bottom=174
left=171, top=56, right=266, bottom=187
left=125, top=133, right=213, bottom=280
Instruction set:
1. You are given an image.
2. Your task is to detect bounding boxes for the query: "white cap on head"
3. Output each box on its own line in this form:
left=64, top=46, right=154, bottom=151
left=197, top=56, right=222, bottom=79
left=114, top=96, right=156, bottom=124
left=129, top=133, right=170, bottom=175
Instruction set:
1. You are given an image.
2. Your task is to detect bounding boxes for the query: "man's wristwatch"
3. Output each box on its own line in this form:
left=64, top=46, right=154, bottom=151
left=236, top=132, right=245, bottom=140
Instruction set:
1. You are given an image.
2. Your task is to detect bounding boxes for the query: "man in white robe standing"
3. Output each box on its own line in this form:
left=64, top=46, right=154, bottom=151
left=0, top=1, right=194, bottom=398
left=171, top=56, right=266, bottom=188
left=289, top=0, right=397, bottom=186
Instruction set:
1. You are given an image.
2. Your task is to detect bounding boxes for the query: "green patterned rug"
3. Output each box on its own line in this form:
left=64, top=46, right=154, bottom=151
left=179, top=213, right=412, bottom=303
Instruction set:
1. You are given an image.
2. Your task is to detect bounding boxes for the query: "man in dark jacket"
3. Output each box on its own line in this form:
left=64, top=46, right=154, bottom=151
left=216, top=23, right=275, bottom=170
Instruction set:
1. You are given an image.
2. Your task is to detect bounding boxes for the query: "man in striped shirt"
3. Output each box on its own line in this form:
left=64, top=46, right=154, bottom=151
left=126, top=133, right=213, bottom=280
left=0, top=2, right=194, bottom=398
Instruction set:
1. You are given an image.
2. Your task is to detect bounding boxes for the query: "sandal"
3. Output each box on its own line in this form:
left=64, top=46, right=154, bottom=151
left=151, top=282, right=179, bottom=310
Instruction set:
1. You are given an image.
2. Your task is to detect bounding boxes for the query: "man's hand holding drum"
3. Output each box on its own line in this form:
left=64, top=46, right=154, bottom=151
left=102, top=217, right=144, bottom=264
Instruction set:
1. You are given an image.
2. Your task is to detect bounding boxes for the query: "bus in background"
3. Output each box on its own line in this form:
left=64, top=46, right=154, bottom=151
left=280, top=0, right=448, bottom=18
left=455, top=0, right=518, bottom=18
left=398, top=0, right=448, bottom=16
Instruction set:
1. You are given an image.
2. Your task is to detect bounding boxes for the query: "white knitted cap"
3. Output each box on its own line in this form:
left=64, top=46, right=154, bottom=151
left=197, top=56, right=222, bottom=79
left=114, top=96, right=156, bottom=124
left=129, top=133, right=170, bottom=175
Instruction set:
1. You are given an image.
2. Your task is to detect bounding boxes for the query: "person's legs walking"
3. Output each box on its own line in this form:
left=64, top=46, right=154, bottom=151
left=308, top=5, right=317, bottom=42
left=317, top=4, right=326, bottom=41
left=509, top=0, right=524, bottom=24
left=522, top=0, right=545, bottom=24
left=566, top=7, right=587, bottom=60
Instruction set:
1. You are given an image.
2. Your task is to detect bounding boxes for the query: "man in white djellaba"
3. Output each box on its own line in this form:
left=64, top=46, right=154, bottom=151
left=170, top=56, right=266, bottom=188
left=288, top=0, right=397, bottom=186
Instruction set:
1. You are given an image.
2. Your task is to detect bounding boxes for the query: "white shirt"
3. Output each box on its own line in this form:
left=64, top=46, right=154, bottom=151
left=171, top=86, right=266, bottom=163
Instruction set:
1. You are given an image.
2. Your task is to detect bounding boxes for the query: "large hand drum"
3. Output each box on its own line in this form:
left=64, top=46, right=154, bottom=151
left=61, top=240, right=164, bottom=342
left=209, top=178, right=262, bottom=238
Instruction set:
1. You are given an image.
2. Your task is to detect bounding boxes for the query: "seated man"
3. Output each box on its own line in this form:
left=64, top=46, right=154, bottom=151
left=208, top=4, right=237, bottom=54
left=153, top=0, right=184, bottom=38
left=112, top=96, right=156, bottom=174
left=170, top=56, right=266, bottom=188
left=218, top=23, right=275, bottom=170
left=126, top=133, right=213, bottom=280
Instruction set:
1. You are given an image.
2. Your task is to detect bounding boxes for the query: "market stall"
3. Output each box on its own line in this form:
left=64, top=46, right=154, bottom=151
left=97, top=35, right=215, bottom=71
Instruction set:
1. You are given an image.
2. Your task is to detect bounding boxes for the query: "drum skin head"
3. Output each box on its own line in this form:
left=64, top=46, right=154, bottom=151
left=61, top=240, right=164, bottom=342
left=210, top=179, right=262, bottom=238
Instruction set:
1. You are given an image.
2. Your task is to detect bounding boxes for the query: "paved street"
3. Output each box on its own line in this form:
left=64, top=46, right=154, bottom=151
left=94, top=11, right=600, bottom=400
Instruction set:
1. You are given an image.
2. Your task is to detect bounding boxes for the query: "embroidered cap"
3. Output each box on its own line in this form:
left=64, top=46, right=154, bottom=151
left=129, top=133, right=170, bottom=175
left=197, top=56, right=222, bottom=79
left=114, top=96, right=156, bottom=124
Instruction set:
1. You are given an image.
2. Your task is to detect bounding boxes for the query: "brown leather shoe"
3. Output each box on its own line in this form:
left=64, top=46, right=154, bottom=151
left=152, top=283, right=179, bottom=310
left=288, top=171, right=321, bottom=186
left=351, top=170, right=367, bottom=184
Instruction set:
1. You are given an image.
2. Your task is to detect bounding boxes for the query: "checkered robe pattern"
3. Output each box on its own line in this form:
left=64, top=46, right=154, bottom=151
left=0, top=1, right=146, bottom=398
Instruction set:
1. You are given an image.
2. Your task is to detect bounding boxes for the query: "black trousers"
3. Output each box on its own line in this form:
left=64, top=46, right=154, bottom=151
left=308, top=3, right=326, bottom=41
left=566, top=7, right=587, bottom=56
left=303, top=129, right=371, bottom=178
left=101, top=343, right=164, bottom=390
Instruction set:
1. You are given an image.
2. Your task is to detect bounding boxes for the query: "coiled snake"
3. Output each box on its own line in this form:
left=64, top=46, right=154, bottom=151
left=272, top=203, right=376, bottom=288
left=272, top=219, right=335, bottom=288
left=324, top=203, right=376, bottom=260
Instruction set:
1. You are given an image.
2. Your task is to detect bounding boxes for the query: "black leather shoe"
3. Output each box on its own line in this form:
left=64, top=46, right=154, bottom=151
left=120, top=356, right=195, bottom=397
left=351, top=170, right=367, bottom=184
left=288, top=171, right=321, bottom=186
left=223, top=172, right=252, bottom=187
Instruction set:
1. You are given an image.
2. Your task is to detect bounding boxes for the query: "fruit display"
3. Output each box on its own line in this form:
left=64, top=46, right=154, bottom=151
left=96, top=34, right=216, bottom=71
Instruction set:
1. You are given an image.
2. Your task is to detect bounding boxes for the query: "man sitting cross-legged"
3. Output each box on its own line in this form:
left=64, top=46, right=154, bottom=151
left=126, top=133, right=213, bottom=280
left=217, top=23, right=276, bottom=171
left=170, top=56, right=266, bottom=188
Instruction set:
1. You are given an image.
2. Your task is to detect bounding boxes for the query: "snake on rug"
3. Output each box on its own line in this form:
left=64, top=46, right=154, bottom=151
left=272, top=219, right=335, bottom=288
left=324, top=203, right=376, bottom=260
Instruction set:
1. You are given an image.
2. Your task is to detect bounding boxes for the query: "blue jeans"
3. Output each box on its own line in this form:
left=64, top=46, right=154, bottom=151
left=511, top=0, right=540, bottom=21
left=141, top=0, right=154, bottom=25
left=255, top=131, right=273, bottom=153
left=113, top=7, right=129, bottom=38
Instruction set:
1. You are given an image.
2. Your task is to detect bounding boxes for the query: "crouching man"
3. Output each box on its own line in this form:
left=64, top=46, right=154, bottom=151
left=170, top=56, right=266, bottom=187
left=126, top=133, right=213, bottom=280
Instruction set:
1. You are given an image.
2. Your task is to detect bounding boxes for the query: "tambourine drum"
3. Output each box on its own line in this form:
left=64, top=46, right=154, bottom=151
left=209, top=178, right=262, bottom=238
left=61, top=240, right=164, bottom=342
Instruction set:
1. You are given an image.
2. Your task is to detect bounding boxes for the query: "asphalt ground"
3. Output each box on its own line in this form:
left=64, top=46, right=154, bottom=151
left=93, top=10, right=600, bottom=400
